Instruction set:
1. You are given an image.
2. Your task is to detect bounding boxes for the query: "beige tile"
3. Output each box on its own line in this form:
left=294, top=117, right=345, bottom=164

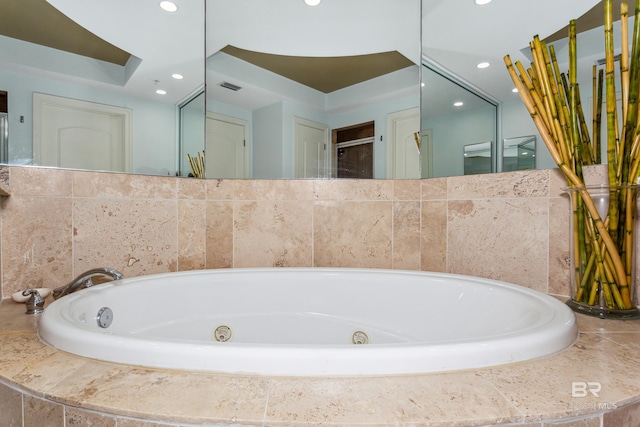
left=448, top=170, right=550, bottom=199
left=603, top=399, right=640, bottom=427
left=72, top=199, right=178, bottom=277
left=9, top=166, right=72, bottom=197
left=421, top=177, right=447, bottom=200
left=65, top=407, right=116, bottom=426
left=393, top=201, right=421, bottom=270
left=0, top=381, right=22, bottom=427
left=0, top=301, right=40, bottom=332
left=485, top=423, right=542, bottom=426
left=421, top=200, right=447, bottom=272
left=479, top=333, right=640, bottom=421
left=234, top=180, right=313, bottom=201
left=314, top=179, right=393, bottom=201
left=548, top=196, right=571, bottom=297
left=313, top=200, right=392, bottom=268
left=393, top=180, right=421, bottom=201
left=41, top=361, right=134, bottom=409
left=24, top=395, right=64, bottom=427
left=116, top=419, right=175, bottom=427
left=447, top=198, right=549, bottom=291
left=264, top=373, right=522, bottom=426
left=0, top=165, right=9, bottom=190
left=1, top=196, right=72, bottom=296
left=544, top=416, right=601, bottom=426
left=72, top=171, right=177, bottom=199
left=177, top=177, right=205, bottom=200
left=0, top=331, right=60, bottom=386
left=581, top=165, right=609, bottom=187
left=177, top=200, right=206, bottom=271
left=205, top=179, right=234, bottom=200
left=233, top=200, right=313, bottom=267
left=2, top=345, right=91, bottom=393
left=574, top=315, right=640, bottom=333
left=205, top=201, right=233, bottom=269
left=550, top=168, right=571, bottom=197
left=50, top=366, right=268, bottom=425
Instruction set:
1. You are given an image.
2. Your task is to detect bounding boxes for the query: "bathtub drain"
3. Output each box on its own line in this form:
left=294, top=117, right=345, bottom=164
left=351, top=330, right=369, bottom=345
left=213, top=325, right=233, bottom=342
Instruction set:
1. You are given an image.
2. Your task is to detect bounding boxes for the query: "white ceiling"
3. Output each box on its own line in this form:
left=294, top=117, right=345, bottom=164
left=423, top=0, right=601, bottom=104
left=43, top=0, right=204, bottom=104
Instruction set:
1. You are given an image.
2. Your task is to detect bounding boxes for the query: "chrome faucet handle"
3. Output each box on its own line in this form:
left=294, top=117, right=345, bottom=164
left=52, top=267, right=124, bottom=299
left=23, top=289, right=45, bottom=315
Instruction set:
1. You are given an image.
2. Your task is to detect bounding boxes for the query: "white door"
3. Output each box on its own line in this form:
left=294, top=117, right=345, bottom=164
left=33, top=93, right=132, bottom=172
left=294, top=117, right=328, bottom=178
left=205, top=113, right=249, bottom=178
left=386, top=108, right=420, bottom=179
left=421, top=129, right=434, bottom=178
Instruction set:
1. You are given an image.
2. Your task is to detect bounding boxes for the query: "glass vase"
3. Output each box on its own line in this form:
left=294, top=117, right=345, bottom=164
left=563, top=185, right=640, bottom=319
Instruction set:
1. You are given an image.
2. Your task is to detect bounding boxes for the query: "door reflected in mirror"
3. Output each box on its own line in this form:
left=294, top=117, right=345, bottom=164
left=0, top=0, right=205, bottom=176
left=205, top=0, right=421, bottom=179
left=502, top=136, right=536, bottom=172
left=463, top=141, right=493, bottom=175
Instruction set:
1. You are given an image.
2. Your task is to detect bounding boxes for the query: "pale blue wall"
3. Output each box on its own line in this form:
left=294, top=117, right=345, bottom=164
left=0, top=68, right=177, bottom=175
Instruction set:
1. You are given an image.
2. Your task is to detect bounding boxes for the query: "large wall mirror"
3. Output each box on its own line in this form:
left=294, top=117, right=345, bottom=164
left=0, top=0, right=204, bottom=176
left=421, top=0, right=603, bottom=178
left=0, top=0, right=613, bottom=179
left=203, top=0, right=421, bottom=179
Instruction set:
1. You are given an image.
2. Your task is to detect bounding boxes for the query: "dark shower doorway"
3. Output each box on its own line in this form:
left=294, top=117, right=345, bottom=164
left=333, top=121, right=374, bottom=179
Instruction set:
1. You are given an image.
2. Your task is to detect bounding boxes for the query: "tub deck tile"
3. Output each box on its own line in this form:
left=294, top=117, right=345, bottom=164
left=477, top=332, right=640, bottom=422
left=263, top=374, right=523, bottom=426
left=2, top=299, right=640, bottom=426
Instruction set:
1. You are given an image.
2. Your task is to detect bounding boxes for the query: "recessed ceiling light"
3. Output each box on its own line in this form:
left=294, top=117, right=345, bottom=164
left=454, top=101, right=464, bottom=107
left=172, top=73, right=184, bottom=80
left=305, top=0, right=321, bottom=5
left=160, top=1, right=178, bottom=12
left=475, top=0, right=492, bottom=5
left=477, top=62, right=490, bottom=69
left=512, top=87, right=519, bottom=93
left=156, top=89, right=167, bottom=95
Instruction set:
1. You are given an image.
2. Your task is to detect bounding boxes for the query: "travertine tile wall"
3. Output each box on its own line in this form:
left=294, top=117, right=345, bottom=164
left=0, top=165, right=575, bottom=299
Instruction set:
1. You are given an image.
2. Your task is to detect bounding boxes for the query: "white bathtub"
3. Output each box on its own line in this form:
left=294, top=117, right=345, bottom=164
left=38, top=268, right=577, bottom=376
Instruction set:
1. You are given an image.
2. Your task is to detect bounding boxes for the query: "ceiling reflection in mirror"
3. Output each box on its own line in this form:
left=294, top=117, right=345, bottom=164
left=205, top=0, right=421, bottom=179
left=0, top=0, right=204, bottom=176
left=421, top=0, right=603, bottom=177
left=421, top=62, right=498, bottom=178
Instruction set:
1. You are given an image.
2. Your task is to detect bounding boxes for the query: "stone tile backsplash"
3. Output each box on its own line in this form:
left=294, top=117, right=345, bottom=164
left=0, top=166, right=585, bottom=299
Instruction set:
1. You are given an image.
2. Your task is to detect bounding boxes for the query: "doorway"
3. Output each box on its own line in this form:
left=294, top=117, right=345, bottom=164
left=0, top=91, right=7, bottom=163
left=332, top=121, right=374, bottom=179
left=205, top=112, right=250, bottom=178
left=294, top=117, right=329, bottom=178
left=33, top=93, right=132, bottom=172
left=386, top=107, right=420, bottom=179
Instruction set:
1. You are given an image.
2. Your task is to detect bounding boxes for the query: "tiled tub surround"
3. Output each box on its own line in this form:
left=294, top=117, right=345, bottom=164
left=1, top=165, right=640, bottom=425
left=1, top=301, right=640, bottom=426
left=1, top=165, right=576, bottom=299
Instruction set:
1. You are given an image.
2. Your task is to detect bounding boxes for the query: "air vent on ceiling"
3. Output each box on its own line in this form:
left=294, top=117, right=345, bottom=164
left=219, top=81, right=242, bottom=91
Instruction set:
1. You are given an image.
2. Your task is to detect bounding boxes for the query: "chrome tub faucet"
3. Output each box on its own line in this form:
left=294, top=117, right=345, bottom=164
left=52, top=267, right=123, bottom=299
